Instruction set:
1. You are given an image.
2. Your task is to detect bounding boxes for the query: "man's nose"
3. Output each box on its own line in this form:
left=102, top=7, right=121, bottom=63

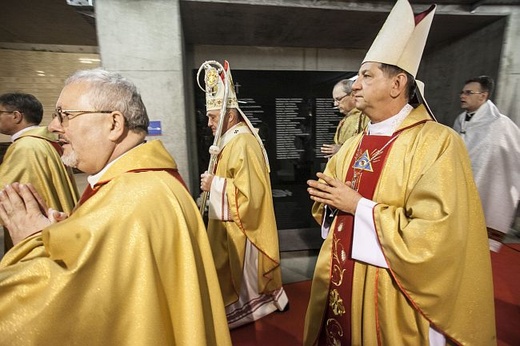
left=48, top=116, right=63, bottom=133
left=352, top=81, right=360, bottom=91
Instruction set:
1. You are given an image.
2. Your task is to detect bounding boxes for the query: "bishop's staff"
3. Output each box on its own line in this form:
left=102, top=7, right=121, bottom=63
left=196, top=60, right=230, bottom=215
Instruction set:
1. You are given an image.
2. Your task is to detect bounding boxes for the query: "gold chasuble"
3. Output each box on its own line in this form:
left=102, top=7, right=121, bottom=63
left=0, top=126, right=79, bottom=216
left=333, top=108, right=369, bottom=145
left=207, top=123, right=283, bottom=305
left=0, top=140, right=231, bottom=346
left=304, top=105, right=496, bottom=345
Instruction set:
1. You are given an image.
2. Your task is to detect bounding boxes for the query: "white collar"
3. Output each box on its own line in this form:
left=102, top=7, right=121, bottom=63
left=367, top=104, right=413, bottom=136
left=11, top=125, right=38, bottom=142
left=87, top=143, right=144, bottom=187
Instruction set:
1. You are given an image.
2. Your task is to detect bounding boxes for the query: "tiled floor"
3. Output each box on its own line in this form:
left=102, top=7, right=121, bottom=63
left=280, top=250, right=318, bottom=283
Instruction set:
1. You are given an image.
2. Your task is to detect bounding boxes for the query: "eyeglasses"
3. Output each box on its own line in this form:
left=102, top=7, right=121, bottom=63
left=459, top=90, right=484, bottom=96
left=333, top=93, right=350, bottom=103
left=52, top=108, right=113, bottom=125
left=0, top=110, right=15, bottom=115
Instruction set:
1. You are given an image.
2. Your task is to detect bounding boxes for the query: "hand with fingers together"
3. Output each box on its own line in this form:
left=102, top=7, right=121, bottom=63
left=0, top=183, right=68, bottom=246
left=307, top=172, right=362, bottom=215
left=200, top=171, right=214, bottom=192
left=320, top=144, right=342, bottom=158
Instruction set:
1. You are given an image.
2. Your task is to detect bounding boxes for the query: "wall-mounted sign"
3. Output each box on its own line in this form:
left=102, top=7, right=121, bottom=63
left=148, top=120, right=162, bottom=136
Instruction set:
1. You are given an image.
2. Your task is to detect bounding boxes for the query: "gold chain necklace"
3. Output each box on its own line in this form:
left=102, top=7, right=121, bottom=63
left=351, top=133, right=400, bottom=191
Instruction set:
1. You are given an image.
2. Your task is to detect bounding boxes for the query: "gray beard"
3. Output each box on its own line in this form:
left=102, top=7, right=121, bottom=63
left=61, top=150, right=78, bottom=168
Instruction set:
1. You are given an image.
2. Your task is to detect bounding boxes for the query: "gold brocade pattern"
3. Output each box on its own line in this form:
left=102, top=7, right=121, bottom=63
left=326, top=278, right=346, bottom=344
left=325, top=319, right=344, bottom=346
left=206, top=96, right=238, bottom=110
left=327, top=239, right=346, bottom=344
left=323, top=133, right=396, bottom=346
left=329, top=289, right=346, bottom=316
left=330, top=234, right=346, bottom=287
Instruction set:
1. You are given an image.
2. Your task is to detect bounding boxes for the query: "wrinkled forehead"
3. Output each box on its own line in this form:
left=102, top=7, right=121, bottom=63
left=358, top=61, right=384, bottom=74
left=206, top=110, right=220, bottom=119
left=57, top=82, right=93, bottom=108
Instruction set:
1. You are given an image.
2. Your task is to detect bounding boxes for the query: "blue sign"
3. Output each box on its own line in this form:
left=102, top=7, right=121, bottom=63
left=148, top=120, right=162, bottom=136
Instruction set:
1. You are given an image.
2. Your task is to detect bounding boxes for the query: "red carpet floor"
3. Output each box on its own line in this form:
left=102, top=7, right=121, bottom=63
left=232, top=244, right=520, bottom=345
left=492, top=243, right=520, bottom=346
left=231, top=280, right=310, bottom=345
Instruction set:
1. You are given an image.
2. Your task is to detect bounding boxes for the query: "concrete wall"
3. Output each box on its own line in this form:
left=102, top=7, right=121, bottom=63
left=419, top=18, right=506, bottom=126
left=95, top=0, right=195, bottom=189
left=496, top=8, right=520, bottom=125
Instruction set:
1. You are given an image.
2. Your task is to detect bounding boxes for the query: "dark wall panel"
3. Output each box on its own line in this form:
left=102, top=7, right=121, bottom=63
left=194, top=70, right=355, bottom=233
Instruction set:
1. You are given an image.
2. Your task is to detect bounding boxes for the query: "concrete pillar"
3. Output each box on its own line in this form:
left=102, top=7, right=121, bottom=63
left=496, top=8, right=520, bottom=125
left=95, top=0, right=195, bottom=188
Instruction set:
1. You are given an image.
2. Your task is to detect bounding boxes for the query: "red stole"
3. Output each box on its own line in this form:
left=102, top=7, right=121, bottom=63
left=75, top=168, right=187, bottom=212
left=49, top=141, right=63, bottom=156
left=319, top=134, right=398, bottom=345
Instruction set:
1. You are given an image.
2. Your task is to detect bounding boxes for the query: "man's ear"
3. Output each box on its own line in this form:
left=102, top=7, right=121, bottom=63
left=390, top=73, right=408, bottom=99
left=108, top=111, right=126, bottom=141
left=12, top=110, right=24, bottom=124
left=228, top=110, right=236, bottom=124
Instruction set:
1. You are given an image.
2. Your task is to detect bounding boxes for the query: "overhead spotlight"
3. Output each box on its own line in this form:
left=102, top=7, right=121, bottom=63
left=66, top=0, right=94, bottom=6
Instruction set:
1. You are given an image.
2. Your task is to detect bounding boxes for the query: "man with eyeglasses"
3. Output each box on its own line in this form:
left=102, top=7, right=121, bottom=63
left=0, top=92, right=79, bottom=256
left=320, top=79, right=368, bottom=158
left=0, top=69, right=231, bottom=345
left=453, top=75, right=520, bottom=251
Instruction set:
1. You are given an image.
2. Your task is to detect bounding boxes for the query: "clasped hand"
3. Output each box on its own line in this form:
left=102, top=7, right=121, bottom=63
left=307, top=172, right=362, bottom=215
left=320, top=144, right=341, bottom=158
left=0, top=183, right=68, bottom=246
left=200, top=171, right=214, bottom=192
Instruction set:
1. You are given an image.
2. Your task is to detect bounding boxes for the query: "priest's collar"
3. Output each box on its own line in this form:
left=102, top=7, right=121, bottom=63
left=367, top=104, right=413, bottom=136
left=87, top=142, right=145, bottom=187
left=465, top=112, right=475, bottom=121
left=11, top=125, right=38, bottom=142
